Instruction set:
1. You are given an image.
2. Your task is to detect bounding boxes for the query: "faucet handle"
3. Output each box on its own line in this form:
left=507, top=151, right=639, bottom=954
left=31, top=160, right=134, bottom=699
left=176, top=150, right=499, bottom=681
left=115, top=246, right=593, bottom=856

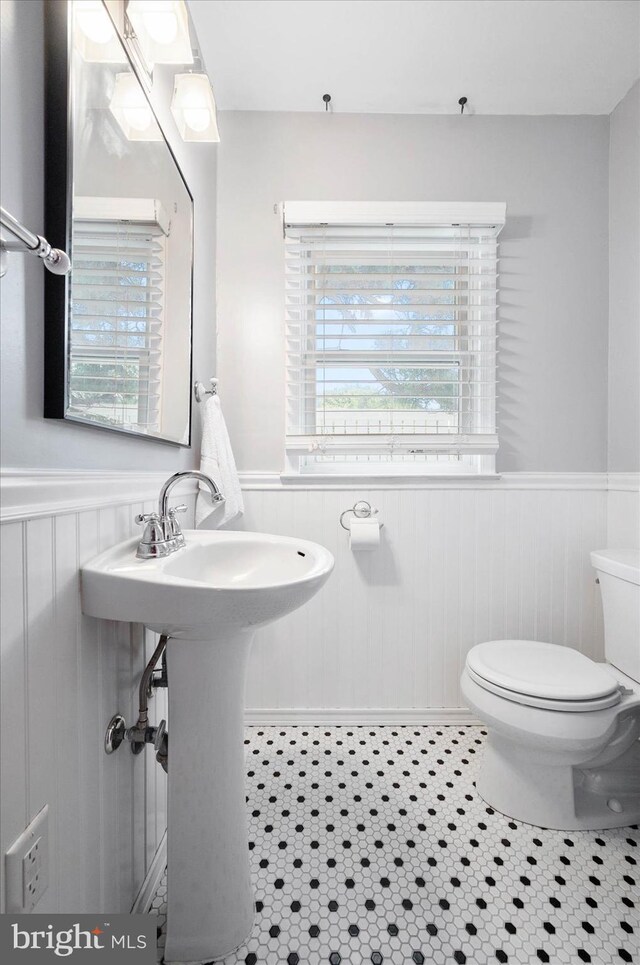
left=136, top=512, right=160, bottom=525
left=167, top=505, right=187, bottom=548
left=168, top=504, right=188, bottom=516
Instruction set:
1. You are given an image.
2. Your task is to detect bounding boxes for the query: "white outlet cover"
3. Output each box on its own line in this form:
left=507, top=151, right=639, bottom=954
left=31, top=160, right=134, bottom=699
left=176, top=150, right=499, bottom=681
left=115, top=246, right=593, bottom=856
left=5, top=805, right=49, bottom=913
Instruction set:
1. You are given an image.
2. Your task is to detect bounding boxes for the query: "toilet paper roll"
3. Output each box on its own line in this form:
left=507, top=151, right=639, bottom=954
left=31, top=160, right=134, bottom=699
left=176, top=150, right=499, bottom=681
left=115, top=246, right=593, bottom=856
left=349, top=517, right=380, bottom=551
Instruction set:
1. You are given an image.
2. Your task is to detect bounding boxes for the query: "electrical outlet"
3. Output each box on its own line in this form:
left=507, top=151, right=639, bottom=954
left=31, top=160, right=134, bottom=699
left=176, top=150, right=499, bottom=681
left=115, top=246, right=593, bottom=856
left=23, top=836, right=44, bottom=908
left=5, top=805, right=49, bottom=913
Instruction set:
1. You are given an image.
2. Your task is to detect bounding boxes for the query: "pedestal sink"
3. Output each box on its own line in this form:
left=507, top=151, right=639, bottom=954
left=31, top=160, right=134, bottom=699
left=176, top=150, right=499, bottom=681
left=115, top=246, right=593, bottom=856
left=81, top=530, right=334, bottom=963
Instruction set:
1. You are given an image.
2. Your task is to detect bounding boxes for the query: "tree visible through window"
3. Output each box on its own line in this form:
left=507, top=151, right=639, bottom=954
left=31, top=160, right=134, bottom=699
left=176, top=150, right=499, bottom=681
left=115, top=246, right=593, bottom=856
left=314, top=276, right=460, bottom=433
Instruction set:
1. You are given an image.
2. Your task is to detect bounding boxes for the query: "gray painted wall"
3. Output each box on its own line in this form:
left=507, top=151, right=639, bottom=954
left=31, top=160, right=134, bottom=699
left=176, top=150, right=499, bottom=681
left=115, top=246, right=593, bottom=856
left=216, top=111, right=610, bottom=473
left=608, top=80, right=640, bottom=472
left=0, top=0, right=216, bottom=470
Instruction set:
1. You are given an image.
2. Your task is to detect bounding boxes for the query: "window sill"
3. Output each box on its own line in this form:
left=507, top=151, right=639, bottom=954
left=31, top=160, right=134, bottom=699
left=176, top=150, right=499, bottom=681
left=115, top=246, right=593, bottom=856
left=273, top=472, right=502, bottom=490
left=236, top=472, right=610, bottom=492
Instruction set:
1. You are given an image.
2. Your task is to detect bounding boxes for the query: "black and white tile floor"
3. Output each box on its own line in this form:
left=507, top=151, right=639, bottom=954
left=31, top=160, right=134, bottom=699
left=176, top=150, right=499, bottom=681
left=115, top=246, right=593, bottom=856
left=151, top=726, right=638, bottom=965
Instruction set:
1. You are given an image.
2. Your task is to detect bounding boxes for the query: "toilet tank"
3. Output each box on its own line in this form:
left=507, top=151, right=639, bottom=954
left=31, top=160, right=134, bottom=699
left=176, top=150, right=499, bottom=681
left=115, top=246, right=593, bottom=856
left=590, top=549, right=640, bottom=682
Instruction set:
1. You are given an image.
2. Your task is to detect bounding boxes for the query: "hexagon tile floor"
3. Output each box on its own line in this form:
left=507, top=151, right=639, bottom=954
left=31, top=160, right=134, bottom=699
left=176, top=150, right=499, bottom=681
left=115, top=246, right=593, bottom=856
left=151, top=725, right=638, bottom=965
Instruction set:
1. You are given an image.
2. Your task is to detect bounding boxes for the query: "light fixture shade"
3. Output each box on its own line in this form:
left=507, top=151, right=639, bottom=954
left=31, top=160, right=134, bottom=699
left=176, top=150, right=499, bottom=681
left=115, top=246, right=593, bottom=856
left=74, top=0, right=127, bottom=63
left=171, top=73, right=220, bottom=143
left=109, top=73, right=163, bottom=141
left=126, top=0, right=194, bottom=70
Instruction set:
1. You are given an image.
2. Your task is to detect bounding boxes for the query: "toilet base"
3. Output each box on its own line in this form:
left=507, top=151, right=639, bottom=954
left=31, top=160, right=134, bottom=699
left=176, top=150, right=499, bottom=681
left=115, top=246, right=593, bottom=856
left=477, top=732, right=640, bottom=831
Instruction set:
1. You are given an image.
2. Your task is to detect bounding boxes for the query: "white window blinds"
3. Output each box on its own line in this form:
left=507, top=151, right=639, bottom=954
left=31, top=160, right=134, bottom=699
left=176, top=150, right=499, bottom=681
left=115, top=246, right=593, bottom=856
left=69, top=220, right=165, bottom=431
left=284, top=202, right=505, bottom=473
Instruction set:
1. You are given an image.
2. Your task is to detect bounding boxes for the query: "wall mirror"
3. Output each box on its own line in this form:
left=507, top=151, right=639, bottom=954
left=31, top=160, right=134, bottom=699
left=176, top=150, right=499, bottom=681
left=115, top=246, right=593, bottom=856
left=44, top=0, right=194, bottom=445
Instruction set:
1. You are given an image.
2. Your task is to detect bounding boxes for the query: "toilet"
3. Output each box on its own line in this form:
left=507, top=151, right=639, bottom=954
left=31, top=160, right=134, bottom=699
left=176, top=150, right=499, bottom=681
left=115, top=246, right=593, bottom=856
left=461, top=549, right=640, bottom=830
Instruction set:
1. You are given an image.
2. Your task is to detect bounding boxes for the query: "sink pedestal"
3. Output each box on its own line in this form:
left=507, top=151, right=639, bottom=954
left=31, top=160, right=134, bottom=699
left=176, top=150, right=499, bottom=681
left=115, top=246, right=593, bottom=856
left=164, top=632, right=255, bottom=964
left=81, top=529, right=333, bottom=962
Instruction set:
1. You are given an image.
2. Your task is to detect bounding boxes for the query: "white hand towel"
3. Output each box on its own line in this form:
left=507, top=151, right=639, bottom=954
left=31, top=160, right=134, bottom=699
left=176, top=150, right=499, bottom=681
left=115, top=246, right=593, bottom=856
left=195, top=395, right=244, bottom=528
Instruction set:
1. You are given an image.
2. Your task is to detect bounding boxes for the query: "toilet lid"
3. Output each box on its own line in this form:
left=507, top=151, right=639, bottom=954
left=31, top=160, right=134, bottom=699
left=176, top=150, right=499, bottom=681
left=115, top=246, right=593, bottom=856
left=466, top=640, right=620, bottom=702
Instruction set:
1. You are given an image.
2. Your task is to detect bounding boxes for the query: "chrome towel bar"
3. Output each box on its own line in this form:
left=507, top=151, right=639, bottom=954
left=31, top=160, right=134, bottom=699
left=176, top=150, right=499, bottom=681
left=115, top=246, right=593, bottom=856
left=0, top=205, right=71, bottom=277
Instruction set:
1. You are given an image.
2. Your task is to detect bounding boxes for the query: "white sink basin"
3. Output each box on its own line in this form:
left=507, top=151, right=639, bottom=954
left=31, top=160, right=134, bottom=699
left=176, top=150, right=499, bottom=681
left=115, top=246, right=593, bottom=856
left=82, top=528, right=333, bottom=964
left=82, top=529, right=334, bottom=636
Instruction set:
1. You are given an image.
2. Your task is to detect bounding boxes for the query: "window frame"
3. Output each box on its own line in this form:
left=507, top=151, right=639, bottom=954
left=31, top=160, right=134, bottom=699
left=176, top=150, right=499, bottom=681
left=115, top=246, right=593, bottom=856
left=283, top=202, right=505, bottom=478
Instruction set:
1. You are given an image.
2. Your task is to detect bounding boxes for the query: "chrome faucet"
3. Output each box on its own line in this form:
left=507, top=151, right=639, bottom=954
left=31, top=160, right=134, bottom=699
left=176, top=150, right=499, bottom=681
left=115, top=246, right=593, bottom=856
left=135, top=471, right=225, bottom=559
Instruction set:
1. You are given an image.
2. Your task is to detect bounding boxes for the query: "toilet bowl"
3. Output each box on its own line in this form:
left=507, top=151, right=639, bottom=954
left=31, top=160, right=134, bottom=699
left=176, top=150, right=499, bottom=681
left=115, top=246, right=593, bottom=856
left=461, top=549, right=640, bottom=830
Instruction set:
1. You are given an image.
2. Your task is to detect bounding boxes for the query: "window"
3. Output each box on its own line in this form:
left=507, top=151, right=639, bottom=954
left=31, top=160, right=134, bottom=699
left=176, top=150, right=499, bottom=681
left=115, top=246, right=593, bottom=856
left=69, top=203, right=167, bottom=432
left=284, top=202, right=505, bottom=475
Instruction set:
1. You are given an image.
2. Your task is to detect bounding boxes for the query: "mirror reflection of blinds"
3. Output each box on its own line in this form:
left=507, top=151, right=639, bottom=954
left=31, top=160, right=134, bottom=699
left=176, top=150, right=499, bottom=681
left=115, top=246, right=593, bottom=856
left=284, top=221, right=501, bottom=460
left=69, top=221, right=165, bottom=431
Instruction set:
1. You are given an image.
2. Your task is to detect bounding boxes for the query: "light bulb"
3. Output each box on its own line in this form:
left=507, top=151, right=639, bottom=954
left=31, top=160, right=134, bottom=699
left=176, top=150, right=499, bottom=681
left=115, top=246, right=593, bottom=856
left=171, top=73, right=220, bottom=142
left=143, top=9, right=178, bottom=45
left=122, top=106, right=153, bottom=132
left=110, top=73, right=160, bottom=140
left=126, top=0, right=193, bottom=68
left=76, top=1, right=115, bottom=44
left=120, top=85, right=153, bottom=131
left=183, top=108, right=211, bottom=133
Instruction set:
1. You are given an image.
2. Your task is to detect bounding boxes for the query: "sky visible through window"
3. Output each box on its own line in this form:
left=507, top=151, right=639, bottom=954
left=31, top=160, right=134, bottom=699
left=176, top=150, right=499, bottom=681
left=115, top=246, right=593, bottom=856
left=312, top=270, right=459, bottom=434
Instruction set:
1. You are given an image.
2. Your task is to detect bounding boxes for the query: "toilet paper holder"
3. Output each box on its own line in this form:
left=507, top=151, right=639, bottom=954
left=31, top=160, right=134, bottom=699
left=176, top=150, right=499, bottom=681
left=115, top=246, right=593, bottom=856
left=339, top=500, right=384, bottom=531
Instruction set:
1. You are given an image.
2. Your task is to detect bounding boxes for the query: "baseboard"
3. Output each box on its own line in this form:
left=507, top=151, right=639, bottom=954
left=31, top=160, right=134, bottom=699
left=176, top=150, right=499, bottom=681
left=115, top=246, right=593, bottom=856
left=244, top=707, right=480, bottom=725
left=131, top=831, right=167, bottom=915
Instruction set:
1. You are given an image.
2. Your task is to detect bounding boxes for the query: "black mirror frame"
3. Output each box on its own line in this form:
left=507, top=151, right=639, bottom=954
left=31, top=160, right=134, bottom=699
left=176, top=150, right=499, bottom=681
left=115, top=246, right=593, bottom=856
left=43, top=0, right=194, bottom=448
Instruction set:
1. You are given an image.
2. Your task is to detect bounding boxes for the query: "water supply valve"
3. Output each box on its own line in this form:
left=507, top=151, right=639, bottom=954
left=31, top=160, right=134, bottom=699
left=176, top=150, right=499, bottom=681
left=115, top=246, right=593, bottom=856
left=154, top=719, right=168, bottom=773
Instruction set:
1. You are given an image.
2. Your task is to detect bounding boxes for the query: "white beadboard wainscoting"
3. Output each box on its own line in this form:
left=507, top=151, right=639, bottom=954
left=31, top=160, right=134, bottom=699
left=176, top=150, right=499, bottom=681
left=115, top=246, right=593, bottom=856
left=0, top=470, right=635, bottom=913
left=607, top=473, right=640, bottom=547
left=0, top=471, right=199, bottom=915
left=239, top=474, right=612, bottom=720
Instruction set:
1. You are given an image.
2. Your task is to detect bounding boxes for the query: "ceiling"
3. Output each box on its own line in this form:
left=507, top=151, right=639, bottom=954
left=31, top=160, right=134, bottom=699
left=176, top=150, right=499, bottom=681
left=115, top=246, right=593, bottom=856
left=188, top=0, right=640, bottom=115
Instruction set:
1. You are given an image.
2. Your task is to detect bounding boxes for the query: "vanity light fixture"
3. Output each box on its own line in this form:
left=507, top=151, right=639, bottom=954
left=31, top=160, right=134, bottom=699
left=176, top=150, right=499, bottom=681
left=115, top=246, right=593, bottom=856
left=74, top=0, right=126, bottom=63
left=109, top=72, right=162, bottom=141
left=126, top=0, right=194, bottom=70
left=170, top=73, right=220, bottom=142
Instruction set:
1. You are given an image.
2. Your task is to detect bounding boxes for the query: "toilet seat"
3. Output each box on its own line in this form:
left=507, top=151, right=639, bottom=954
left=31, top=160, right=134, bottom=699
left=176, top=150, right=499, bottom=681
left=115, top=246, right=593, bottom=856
left=466, top=665, right=622, bottom=711
left=466, top=640, right=622, bottom=712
